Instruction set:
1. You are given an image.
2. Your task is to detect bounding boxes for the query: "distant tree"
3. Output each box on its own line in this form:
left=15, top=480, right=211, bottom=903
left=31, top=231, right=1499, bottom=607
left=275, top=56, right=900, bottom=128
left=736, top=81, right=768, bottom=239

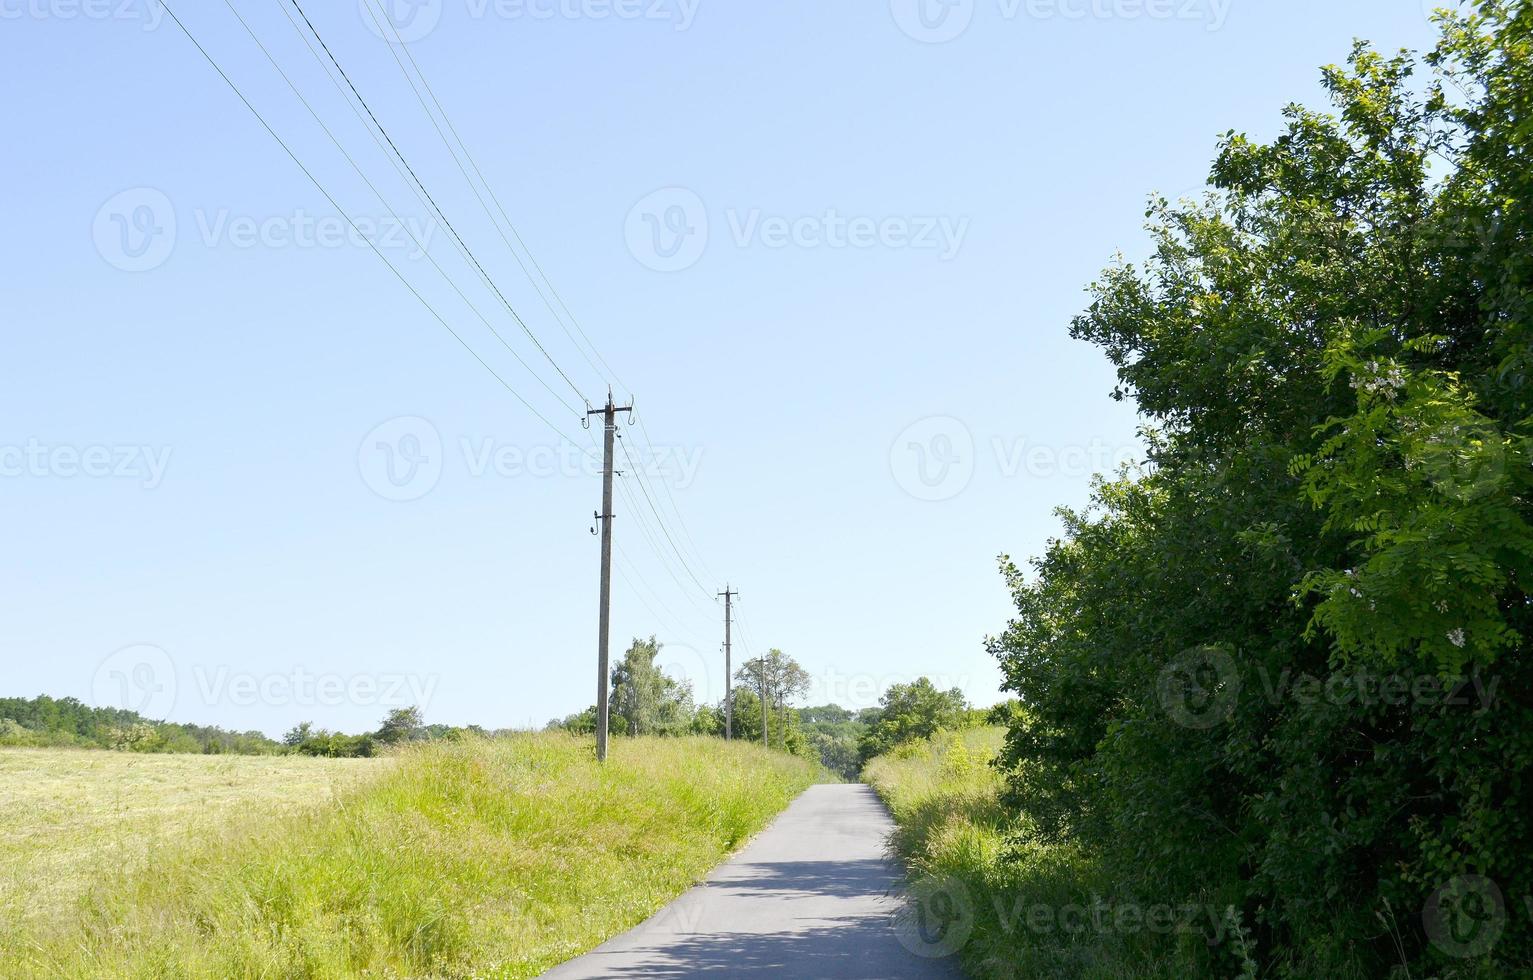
left=610, top=637, right=695, bottom=736
left=374, top=707, right=425, bottom=746
left=799, top=704, right=852, bottom=725
left=857, top=678, right=968, bottom=762
left=283, top=722, right=314, bottom=747
left=734, top=649, right=810, bottom=750
left=796, top=703, right=876, bottom=778
left=547, top=706, right=598, bottom=734
left=808, top=730, right=862, bottom=779
left=689, top=703, right=723, bottom=736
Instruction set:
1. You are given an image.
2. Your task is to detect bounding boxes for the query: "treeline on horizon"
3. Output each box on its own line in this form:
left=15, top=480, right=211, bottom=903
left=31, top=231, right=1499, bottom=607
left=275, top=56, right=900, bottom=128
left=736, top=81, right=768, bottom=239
left=2, top=653, right=997, bottom=774
left=0, top=696, right=505, bottom=758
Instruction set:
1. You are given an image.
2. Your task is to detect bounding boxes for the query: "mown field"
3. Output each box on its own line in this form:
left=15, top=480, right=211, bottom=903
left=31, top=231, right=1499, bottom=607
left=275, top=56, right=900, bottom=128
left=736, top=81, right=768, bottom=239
left=0, top=749, right=385, bottom=924
left=1, top=734, right=819, bottom=979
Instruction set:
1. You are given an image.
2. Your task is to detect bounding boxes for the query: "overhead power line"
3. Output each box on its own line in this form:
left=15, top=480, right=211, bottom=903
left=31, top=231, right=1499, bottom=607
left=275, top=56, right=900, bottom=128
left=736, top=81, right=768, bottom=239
left=633, top=408, right=718, bottom=584
left=161, top=0, right=747, bottom=747
left=284, top=0, right=589, bottom=409
left=336, top=0, right=726, bottom=620
left=615, top=475, right=713, bottom=616
left=618, top=432, right=712, bottom=601
left=155, top=0, right=588, bottom=450
left=359, top=0, right=627, bottom=399
left=222, top=0, right=588, bottom=425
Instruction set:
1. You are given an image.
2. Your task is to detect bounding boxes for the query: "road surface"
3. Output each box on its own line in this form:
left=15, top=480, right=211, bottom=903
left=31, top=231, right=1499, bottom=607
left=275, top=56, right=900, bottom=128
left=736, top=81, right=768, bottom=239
left=541, top=783, right=969, bottom=979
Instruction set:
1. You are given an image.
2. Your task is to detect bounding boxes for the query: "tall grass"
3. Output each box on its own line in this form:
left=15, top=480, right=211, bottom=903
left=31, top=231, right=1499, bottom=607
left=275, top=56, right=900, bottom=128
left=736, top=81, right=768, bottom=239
left=865, top=729, right=1231, bottom=980
left=4, top=733, right=819, bottom=979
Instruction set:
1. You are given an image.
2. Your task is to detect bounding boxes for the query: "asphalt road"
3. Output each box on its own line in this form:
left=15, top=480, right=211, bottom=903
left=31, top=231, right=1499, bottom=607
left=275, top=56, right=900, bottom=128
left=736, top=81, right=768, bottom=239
left=540, top=783, right=970, bottom=979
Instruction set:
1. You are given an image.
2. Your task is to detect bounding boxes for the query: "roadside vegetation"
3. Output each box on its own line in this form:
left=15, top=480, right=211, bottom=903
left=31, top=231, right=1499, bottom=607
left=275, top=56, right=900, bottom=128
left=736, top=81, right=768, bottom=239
left=2, top=733, right=819, bottom=979
left=948, top=4, right=1532, bottom=976
left=866, top=728, right=1218, bottom=979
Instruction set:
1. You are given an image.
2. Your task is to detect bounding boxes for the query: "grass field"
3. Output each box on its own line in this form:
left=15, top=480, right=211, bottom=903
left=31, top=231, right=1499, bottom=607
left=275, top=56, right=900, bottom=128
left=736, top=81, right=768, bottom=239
left=2, top=734, right=820, bottom=979
left=0, top=749, right=384, bottom=925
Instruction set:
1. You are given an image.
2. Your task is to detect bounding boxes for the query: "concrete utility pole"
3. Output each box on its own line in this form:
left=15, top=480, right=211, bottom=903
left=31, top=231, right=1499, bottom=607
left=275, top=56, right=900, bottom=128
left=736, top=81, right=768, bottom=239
left=759, top=655, right=769, bottom=748
left=718, top=587, right=737, bottom=740
left=588, top=392, right=632, bottom=763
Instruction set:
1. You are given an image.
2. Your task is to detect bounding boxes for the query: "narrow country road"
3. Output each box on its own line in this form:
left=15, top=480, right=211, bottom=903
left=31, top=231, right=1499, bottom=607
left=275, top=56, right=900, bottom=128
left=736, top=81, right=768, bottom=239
left=541, top=784, right=968, bottom=979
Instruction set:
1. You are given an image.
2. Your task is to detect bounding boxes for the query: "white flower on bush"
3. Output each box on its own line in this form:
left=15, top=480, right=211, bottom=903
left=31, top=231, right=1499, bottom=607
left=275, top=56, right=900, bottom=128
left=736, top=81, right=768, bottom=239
left=1447, top=628, right=1466, bottom=649
left=1350, top=360, right=1406, bottom=399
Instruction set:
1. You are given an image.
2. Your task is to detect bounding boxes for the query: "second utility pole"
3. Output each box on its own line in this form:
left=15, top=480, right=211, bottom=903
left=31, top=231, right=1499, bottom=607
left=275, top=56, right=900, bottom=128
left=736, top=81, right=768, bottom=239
left=589, top=392, right=632, bottom=763
left=718, top=586, right=737, bottom=739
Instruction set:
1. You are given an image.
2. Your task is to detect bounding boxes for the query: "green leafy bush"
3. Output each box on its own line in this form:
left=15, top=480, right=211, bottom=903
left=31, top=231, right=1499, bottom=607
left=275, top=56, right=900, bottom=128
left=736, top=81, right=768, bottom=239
left=990, top=5, right=1533, bottom=975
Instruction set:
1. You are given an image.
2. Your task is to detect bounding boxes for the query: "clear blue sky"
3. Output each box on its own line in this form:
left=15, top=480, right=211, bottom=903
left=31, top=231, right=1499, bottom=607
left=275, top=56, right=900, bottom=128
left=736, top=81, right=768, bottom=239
left=0, top=0, right=1444, bottom=736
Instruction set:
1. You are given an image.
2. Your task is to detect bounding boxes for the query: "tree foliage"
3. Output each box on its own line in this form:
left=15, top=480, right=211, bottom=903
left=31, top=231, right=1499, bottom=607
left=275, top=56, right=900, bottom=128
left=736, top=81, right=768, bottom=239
left=610, top=636, right=697, bottom=737
left=991, top=5, right=1533, bottom=973
left=0, top=694, right=279, bottom=755
left=857, top=678, right=969, bottom=763
left=734, top=649, right=811, bottom=750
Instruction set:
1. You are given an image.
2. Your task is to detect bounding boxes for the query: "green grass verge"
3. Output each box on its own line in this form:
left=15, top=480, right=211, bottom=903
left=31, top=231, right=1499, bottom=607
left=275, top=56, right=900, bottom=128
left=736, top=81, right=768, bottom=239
left=864, top=728, right=1238, bottom=979
left=3, top=733, right=819, bottom=979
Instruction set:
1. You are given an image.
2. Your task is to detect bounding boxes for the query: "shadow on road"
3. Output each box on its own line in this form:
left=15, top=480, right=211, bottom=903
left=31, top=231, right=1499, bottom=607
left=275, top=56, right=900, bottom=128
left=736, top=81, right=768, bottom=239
left=589, top=918, right=906, bottom=978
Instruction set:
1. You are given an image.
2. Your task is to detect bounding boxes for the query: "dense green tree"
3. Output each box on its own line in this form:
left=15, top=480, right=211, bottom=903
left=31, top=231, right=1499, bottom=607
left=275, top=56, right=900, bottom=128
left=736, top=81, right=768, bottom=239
left=547, top=706, right=598, bottom=734
left=610, top=636, right=696, bottom=736
left=991, top=5, right=1533, bottom=973
left=282, top=722, right=314, bottom=747
left=856, top=678, right=968, bottom=762
left=374, top=706, right=425, bottom=746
